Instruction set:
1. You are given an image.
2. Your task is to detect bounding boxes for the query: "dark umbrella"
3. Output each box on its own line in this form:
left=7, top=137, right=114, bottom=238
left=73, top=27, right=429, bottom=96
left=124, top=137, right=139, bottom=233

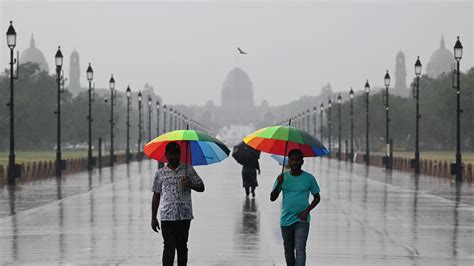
left=232, top=141, right=260, bottom=166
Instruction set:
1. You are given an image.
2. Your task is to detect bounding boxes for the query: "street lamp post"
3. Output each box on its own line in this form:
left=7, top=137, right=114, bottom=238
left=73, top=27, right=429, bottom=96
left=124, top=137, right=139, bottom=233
left=349, top=88, right=354, bottom=162
left=364, top=80, right=370, bottom=166
left=163, top=105, right=167, bottom=133
left=384, top=70, right=392, bottom=169
left=453, top=37, right=463, bottom=182
left=169, top=107, right=173, bottom=131
left=86, top=63, right=94, bottom=171
left=55, top=46, right=64, bottom=177
left=337, top=94, right=342, bottom=160
left=138, top=91, right=143, bottom=161
left=320, top=103, right=324, bottom=145
left=306, top=109, right=310, bottom=133
left=109, top=75, right=116, bottom=166
left=148, top=95, right=152, bottom=141
left=313, top=106, right=317, bottom=137
left=414, top=57, right=422, bottom=175
left=174, top=110, right=178, bottom=130
left=6, top=21, right=19, bottom=185
left=125, top=86, right=131, bottom=163
left=328, top=99, right=332, bottom=157
left=156, top=100, right=161, bottom=136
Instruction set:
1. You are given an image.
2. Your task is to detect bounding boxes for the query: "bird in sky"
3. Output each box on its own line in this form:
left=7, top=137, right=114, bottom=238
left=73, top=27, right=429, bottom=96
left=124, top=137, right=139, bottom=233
left=237, top=47, right=247, bottom=54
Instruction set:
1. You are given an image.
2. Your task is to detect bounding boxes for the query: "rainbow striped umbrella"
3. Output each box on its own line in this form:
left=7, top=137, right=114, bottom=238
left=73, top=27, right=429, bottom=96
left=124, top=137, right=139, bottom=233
left=144, top=130, right=230, bottom=166
left=243, top=125, right=329, bottom=157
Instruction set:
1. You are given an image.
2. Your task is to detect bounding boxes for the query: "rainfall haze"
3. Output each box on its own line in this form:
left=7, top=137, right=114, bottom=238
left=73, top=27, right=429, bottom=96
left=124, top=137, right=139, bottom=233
left=1, top=0, right=472, bottom=106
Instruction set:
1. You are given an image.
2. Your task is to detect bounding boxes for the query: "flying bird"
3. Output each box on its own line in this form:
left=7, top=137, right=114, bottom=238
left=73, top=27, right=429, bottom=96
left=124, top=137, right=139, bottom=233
left=237, top=47, right=247, bottom=54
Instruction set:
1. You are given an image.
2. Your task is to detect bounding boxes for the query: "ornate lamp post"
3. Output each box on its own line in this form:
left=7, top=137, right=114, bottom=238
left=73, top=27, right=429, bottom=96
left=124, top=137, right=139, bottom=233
left=320, top=103, right=324, bottom=145
left=86, top=63, right=94, bottom=171
left=147, top=95, right=152, bottom=141
left=174, top=109, right=178, bottom=130
left=453, top=37, right=463, bottom=182
left=313, top=106, right=317, bottom=137
left=337, top=94, right=342, bottom=160
left=6, top=21, right=19, bottom=185
left=306, top=109, right=310, bottom=132
left=169, top=107, right=173, bottom=131
left=364, top=80, right=370, bottom=166
left=109, top=75, right=116, bottom=166
left=349, top=88, right=354, bottom=162
left=138, top=91, right=143, bottom=161
left=413, top=57, right=422, bottom=175
left=125, top=86, right=131, bottom=163
left=163, top=105, right=167, bottom=133
left=55, top=46, right=64, bottom=177
left=328, top=99, right=332, bottom=157
left=156, top=100, right=161, bottom=136
left=384, top=70, right=392, bottom=169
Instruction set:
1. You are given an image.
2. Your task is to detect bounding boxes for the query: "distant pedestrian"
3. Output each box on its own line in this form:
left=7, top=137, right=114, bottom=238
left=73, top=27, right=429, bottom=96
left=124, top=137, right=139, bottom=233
left=151, top=142, right=205, bottom=266
left=270, top=149, right=321, bottom=266
left=242, top=156, right=260, bottom=198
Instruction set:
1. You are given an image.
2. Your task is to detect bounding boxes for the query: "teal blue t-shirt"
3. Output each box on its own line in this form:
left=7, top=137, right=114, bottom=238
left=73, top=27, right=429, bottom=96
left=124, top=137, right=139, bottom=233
left=273, top=171, right=320, bottom=226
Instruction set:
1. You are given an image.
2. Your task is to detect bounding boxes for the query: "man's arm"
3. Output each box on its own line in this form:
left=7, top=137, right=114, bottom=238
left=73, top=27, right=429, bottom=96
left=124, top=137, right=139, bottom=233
left=151, top=192, right=160, bottom=232
left=183, top=168, right=205, bottom=192
left=182, top=178, right=205, bottom=192
left=270, top=174, right=284, bottom=202
left=299, top=193, right=321, bottom=221
left=191, top=181, right=205, bottom=192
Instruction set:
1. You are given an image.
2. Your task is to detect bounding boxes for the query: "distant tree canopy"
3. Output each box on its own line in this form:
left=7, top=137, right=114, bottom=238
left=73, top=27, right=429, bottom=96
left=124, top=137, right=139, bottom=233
left=0, top=63, right=130, bottom=151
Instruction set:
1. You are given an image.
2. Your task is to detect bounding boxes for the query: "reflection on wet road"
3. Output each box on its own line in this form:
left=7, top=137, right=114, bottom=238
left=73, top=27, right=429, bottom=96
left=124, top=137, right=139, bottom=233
left=0, top=156, right=473, bottom=264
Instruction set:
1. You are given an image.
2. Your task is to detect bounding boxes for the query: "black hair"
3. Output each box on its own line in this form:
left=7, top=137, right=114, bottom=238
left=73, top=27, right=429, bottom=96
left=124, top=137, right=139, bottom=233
left=288, top=149, right=303, bottom=159
left=165, top=142, right=180, bottom=153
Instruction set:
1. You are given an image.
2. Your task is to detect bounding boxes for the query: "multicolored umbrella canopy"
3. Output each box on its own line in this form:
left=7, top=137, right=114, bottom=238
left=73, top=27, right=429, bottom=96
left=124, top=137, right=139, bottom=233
left=144, top=130, right=230, bottom=166
left=243, top=126, right=329, bottom=157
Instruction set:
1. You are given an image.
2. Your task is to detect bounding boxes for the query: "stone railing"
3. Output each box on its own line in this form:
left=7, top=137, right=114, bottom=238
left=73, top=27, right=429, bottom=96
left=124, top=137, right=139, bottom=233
left=329, top=152, right=473, bottom=183
left=0, top=152, right=146, bottom=186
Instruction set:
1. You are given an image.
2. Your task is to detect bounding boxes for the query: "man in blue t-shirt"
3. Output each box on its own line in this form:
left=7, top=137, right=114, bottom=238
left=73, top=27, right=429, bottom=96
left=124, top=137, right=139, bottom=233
left=270, top=149, right=321, bottom=266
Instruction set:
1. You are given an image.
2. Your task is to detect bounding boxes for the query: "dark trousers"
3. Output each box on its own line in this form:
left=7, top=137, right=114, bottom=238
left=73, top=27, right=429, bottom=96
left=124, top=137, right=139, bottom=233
left=161, top=220, right=191, bottom=266
left=281, top=222, right=310, bottom=266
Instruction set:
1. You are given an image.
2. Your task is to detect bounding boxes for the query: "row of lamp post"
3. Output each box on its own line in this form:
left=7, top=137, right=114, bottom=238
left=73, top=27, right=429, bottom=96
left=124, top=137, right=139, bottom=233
left=285, top=36, right=463, bottom=181
left=4, top=21, right=464, bottom=182
left=4, top=21, right=211, bottom=186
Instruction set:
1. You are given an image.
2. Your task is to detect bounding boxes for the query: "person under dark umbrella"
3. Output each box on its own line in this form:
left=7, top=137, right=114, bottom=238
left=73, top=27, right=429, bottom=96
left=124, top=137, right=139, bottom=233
left=232, top=141, right=261, bottom=197
left=241, top=153, right=260, bottom=198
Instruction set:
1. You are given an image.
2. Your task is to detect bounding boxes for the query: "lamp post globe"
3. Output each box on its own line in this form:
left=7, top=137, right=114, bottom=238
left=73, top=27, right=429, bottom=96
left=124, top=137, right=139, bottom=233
left=6, top=21, right=17, bottom=48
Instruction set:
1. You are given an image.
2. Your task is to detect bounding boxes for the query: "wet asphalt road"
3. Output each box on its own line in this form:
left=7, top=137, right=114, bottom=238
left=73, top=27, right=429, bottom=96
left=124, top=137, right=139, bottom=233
left=0, top=155, right=473, bottom=265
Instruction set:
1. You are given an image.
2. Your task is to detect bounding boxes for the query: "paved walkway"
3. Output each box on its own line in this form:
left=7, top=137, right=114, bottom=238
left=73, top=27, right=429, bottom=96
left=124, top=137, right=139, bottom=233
left=1, top=156, right=473, bottom=265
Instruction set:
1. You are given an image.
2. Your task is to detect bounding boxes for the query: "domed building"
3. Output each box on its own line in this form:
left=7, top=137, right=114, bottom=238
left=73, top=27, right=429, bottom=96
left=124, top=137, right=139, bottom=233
left=220, top=67, right=255, bottom=124
left=20, top=35, right=49, bottom=73
left=426, top=36, right=455, bottom=78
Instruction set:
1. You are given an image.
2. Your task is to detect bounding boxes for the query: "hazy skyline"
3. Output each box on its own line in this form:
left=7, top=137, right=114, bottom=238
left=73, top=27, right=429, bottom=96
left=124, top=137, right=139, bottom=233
left=1, top=0, right=472, bottom=106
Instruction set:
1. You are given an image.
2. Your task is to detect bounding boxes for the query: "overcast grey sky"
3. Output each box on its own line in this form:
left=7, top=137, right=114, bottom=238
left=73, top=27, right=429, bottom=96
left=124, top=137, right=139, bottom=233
left=1, top=0, right=472, bottom=106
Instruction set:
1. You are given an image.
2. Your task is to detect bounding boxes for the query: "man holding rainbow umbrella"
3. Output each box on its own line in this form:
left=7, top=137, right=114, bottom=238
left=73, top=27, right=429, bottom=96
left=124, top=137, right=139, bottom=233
left=243, top=121, right=329, bottom=266
left=144, top=128, right=230, bottom=266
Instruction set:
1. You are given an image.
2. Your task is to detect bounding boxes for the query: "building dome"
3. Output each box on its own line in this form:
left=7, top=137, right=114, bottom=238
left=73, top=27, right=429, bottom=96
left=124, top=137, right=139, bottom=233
left=220, top=67, right=255, bottom=124
left=426, top=36, right=455, bottom=78
left=221, top=67, right=254, bottom=106
left=20, top=35, right=49, bottom=73
left=222, top=68, right=253, bottom=94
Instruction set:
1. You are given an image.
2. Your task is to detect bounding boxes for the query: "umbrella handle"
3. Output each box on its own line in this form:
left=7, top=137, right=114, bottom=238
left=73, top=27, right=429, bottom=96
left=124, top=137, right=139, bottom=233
left=281, top=119, right=291, bottom=175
